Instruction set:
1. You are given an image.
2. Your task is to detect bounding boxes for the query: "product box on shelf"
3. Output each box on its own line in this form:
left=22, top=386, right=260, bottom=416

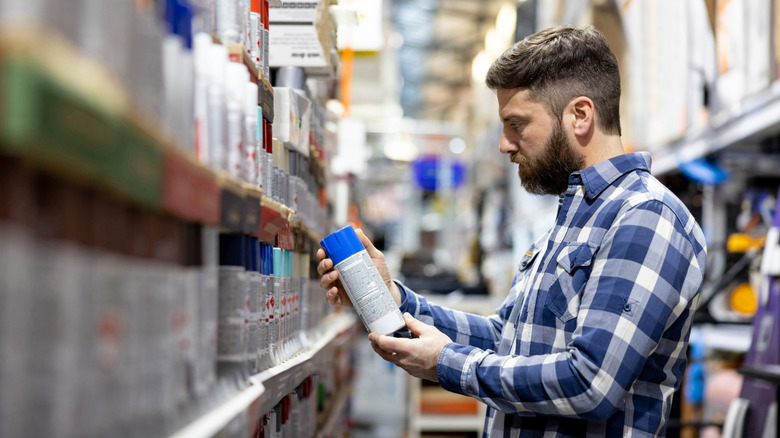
left=224, top=42, right=262, bottom=82
left=685, top=0, right=717, bottom=134
left=273, top=87, right=311, bottom=156
left=244, top=187, right=263, bottom=236
left=268, top=24, right=336, bottom=75
left=219, top=173, right=247, bottom=233
left=269, top=0, right=319, bottom=23
left=260, top=77, right=275, bottom=123
left=744, top=0, right=773, bottom=98
left=714, top=0, right=747, bottom=113
left=268, top=0, right=338, bottom=77
left=774, top=0, right=780, bottom=81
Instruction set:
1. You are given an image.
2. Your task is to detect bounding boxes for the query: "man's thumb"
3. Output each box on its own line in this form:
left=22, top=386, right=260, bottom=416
left=403, top=312, right=427, bottom=335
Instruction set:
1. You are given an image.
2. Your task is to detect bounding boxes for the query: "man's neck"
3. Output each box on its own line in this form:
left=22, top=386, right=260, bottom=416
left=580, top=135, right=625, bottom=169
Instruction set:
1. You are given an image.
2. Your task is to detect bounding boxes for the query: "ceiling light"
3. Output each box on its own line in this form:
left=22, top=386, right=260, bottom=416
left=471, top=50, right=493, bottom=83
left=384, top=136, right=419, bottom=162
left=449, top=138, right=466, bottom=154
left=484, top=28, right=505, bottom=56
left=495, top=3, right=517, bottom=40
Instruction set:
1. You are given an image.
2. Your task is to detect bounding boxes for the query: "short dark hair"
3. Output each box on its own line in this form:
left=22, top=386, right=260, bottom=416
left=485, top=26, right=622, bottom=136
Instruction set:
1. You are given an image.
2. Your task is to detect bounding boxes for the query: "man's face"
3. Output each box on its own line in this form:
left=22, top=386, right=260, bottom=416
left=497, top=88, right=584, bottom=195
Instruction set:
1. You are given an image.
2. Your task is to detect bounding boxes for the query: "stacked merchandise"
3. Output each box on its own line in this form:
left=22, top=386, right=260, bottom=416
left=0, top=0, right=342, bottom=437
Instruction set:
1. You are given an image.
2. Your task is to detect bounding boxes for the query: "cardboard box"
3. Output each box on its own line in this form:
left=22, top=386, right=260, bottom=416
left=273, top=87, right=311, bottom=156
left=269, top=1, right=319, bottom=23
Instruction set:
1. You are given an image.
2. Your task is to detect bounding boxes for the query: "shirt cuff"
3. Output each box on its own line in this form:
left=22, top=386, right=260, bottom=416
left=394, top=280, right=411, bottom=312
left=437, top=342, right=479, bottom=397
left=392, top=280, right=414, bottom=338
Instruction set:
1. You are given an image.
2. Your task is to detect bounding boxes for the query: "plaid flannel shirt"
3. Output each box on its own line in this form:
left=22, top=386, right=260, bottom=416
left=397, top=152, right=707, bottom=437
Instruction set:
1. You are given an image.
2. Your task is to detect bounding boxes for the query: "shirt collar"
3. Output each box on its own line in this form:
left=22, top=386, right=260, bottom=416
left=569, top=152, right=652, bottom=200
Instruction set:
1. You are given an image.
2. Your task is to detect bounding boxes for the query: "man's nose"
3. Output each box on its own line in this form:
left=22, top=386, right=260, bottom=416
left=499, top=131, right=516, bottom=154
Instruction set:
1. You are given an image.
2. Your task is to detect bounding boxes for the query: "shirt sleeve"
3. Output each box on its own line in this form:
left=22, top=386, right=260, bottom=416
left=436, top=200, right=704, bottom=421
left=394, top=281, right=505, bottom=351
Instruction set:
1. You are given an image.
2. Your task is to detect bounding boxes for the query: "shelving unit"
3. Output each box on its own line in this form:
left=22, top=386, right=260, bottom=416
left=405, top=294, right=498, bottom=438
left=408, top=374, right=485, bottom=437
left=315, top=382, right=352, bottom=438
left=739, top=364, right=780, bottom=385
left=0, top=2, right=349, bottom=436
left=170, top=312, right=357, bottom=438
left=690, top=324, right=754, bottom=353
left=652, top=83, right=780, bottom=176
left=248, top=313, right=357, bottom=416
left=414, top=412, right=486, bottom=433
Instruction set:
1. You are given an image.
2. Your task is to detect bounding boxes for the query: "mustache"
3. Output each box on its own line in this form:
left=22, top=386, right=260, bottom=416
left=509, top=152, right=527, bottom=165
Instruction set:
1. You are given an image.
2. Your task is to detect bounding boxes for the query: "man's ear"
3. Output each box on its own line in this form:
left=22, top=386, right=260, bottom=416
left=567, top=96, right=595, bottom=138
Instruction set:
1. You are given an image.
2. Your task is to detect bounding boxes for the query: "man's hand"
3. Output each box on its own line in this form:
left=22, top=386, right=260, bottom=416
left=317, top=228, right=401, bottom=307
left=368, top=313, right=452, bottom=382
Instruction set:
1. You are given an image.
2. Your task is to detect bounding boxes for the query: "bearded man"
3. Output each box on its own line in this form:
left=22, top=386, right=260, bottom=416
left=319, top=26, right=707, bottom=437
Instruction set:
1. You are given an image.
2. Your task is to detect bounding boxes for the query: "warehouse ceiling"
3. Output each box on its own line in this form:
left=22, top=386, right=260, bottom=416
left=390, top=0, right=504, bottom=120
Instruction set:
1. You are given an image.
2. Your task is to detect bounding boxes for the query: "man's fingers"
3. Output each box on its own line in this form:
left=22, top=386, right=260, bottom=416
left=319, top=270, right=337, bottom=290
left=327, top=287, right=348, bottom=306
left=370, top=339, right=397, bottom=363
left=317, top=255, right=332, bottom=276
left=403, top=313, right=428, bottom=336
left=369, top=335, right=407, bottom=365
left=403, top=313, right=441, bottom=339
left=355, top=228, right=381, bottom=257
left=369, top=332, right=407, bottom=353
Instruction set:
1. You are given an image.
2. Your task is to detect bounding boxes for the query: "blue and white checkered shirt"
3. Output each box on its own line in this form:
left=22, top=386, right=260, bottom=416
left=398, top=152, right=707, bottom=437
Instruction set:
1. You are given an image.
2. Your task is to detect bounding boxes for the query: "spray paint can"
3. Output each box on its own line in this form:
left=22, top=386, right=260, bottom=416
left=320, top=226, right=405, bottom=335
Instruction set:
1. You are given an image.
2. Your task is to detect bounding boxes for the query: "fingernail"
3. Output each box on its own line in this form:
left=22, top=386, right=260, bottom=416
left=404, top=312, right=412, bottom=318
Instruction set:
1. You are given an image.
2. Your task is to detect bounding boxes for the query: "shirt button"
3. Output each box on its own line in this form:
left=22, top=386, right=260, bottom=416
left=623, top=303, right=632, bottom=312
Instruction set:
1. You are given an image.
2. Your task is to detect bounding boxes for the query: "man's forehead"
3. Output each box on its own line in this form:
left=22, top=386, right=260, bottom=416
left=497, top=87, right=530, bottom=101
left=497, top=88, right=539, bottom=117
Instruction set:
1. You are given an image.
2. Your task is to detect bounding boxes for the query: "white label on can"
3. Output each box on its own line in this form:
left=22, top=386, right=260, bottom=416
left=335, top=251, right=404, bottom=334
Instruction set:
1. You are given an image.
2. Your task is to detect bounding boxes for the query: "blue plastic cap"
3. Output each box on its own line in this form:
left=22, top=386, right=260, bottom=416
left=320, top=225, right=364, bottom=266
left=259, top=243, right=266, bottom=275
left=265, top=244, right=273, bottom=275
left=219, top=233, right=245, bottom=267
left=247, top=237, right=259, bottom=272
left=680, top=159, right=729, bottom=185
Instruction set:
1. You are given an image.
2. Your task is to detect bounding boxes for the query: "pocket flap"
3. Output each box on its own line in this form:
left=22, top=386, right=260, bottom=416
left=556, top=243, right=597, bottom=273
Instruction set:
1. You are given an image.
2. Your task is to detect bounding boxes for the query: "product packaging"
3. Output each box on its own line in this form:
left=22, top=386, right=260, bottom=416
left=320, top=226, right=405, bottom=335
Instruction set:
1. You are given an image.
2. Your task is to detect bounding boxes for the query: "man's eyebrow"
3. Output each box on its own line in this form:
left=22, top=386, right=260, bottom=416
left=501, top=114, right=530, bottom=123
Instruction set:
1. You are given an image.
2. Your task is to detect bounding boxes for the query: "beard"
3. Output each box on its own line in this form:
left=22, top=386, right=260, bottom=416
left=510, top=121, right=584, bottom=196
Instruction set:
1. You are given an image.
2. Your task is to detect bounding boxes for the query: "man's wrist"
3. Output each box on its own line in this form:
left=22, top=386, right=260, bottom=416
left=393, top=279, right=410, bottom=312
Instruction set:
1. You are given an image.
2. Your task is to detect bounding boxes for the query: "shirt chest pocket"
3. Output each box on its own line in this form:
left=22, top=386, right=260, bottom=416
left=545, top=242, right=597, bottom=322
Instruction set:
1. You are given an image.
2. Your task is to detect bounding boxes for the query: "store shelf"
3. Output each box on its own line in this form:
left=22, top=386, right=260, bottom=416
left=0, top=31, right=290, bottom=235
left=169, top=384, right=266, bottom=438
left=249, top=312, right=358, bottom=416
left=414, top=413, right=485, bottom=432
left=408, top=374, right=486, bottom=438
left=738, top=364, right=780, bottom=385
left=691, top=323, right=754, bottom=353
left=168, top=312, right=357, bottom=438
left=652, top=82, right=780, bottom=175
left=315, top=384, right=352, bottom=438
